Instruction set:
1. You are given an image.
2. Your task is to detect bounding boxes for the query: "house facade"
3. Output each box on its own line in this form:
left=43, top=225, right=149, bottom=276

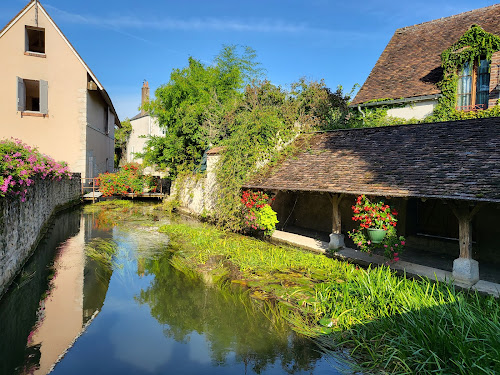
left=351, top=5, right=500, bottom=120
left=0, top=0, right=119, bottom=179
left=125, top=81, right=165, bottom=166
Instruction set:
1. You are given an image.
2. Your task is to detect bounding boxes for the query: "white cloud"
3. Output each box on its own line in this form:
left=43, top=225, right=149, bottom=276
left=44, top=4, right=326, bottom=35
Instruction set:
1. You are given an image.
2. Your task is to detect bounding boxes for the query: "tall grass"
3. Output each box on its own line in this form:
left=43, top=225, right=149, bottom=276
left=159, top=222, right=500, bottom=374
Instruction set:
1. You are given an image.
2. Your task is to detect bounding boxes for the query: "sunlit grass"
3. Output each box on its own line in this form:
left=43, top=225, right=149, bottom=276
left=159, top=222, right=500, bottom=374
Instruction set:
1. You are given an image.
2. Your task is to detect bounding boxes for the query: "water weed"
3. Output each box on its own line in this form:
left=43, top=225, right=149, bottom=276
left=159, top=222, right=500, bottom=374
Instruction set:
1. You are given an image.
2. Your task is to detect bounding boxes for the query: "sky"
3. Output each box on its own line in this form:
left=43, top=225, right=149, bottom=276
left=1, top=0, right=498, bottom=120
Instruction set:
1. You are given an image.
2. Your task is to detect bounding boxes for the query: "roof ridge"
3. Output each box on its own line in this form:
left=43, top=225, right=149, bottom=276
left=395, top=4, right=500, bottom=33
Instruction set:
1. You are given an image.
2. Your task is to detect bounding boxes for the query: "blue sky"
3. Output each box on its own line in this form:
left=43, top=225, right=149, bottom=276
left=1, top=0, right=498, bottom=120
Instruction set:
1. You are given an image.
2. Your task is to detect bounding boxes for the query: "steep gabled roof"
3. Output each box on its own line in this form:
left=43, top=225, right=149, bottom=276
left=0, top=0, right=120, bottom=126
left=244, top=118, right=500, bottom=203
left=351, top=4, right=500, bottom=106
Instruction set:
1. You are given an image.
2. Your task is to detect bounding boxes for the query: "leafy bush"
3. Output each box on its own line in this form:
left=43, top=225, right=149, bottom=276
left=97, top=162, right=154, bottom=197
left=0, top=138, right=72, bottom=202
left=241, top=190, right=278, bottom=236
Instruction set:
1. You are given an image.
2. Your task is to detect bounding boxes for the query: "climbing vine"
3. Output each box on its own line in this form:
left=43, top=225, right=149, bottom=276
left=428, top=24, right=500, bottom=122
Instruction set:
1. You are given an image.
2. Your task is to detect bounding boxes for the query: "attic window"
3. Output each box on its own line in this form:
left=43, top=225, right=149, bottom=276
left=456, top=59, right=490, bottom=111
left=25, top=26, right=45, bottom=54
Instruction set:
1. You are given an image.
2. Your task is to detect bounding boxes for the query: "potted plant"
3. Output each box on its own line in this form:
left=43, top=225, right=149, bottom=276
left=348, top=195, right=406, bottom=261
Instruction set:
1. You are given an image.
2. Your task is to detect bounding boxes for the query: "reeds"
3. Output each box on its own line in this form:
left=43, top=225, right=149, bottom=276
left=159, top=222, right=500, bottom=374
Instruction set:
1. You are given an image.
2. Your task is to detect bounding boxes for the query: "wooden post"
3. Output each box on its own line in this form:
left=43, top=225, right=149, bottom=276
left=330, top=193, right=344, bottom=234
left=328, top=193, right=345, bottom=250
left=448, top=201, right=482, bottom=259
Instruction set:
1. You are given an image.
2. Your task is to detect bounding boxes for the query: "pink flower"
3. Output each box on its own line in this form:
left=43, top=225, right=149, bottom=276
left=401, top=241, right=405, bottom=246
left=393, top=257, right=400, bottom=262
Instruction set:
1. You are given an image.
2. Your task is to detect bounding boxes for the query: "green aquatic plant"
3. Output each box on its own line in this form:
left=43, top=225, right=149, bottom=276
left=159, top=221, right=500, bottom=375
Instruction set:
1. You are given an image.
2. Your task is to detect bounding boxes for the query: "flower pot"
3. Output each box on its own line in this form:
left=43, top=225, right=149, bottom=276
left=366, top=228, right=387, bottom=244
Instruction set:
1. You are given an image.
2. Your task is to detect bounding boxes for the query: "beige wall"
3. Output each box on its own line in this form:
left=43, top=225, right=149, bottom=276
left=86, top=91, right=115, bottom=178
left=0, top=4, right=115, bottom=179
left=126, top=115, right=163, bottom=164
left=386, top=99, right=437, bottom=120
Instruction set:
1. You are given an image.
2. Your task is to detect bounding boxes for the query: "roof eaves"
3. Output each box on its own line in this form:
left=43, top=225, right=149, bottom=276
left=0, top=0, right=35, bottom=38
left=350, top=94, right=442, bottom=108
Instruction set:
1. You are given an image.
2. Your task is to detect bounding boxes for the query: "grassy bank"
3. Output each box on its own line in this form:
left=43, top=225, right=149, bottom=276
left=159, top=222, right=500, bottom=375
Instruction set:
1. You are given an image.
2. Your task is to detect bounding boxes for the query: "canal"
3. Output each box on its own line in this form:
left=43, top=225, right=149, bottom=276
left=0, top=203, right=349, bottom=375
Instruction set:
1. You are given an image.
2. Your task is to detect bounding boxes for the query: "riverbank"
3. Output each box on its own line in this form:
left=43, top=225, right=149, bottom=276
left=159, top=221, right=500, bottom=374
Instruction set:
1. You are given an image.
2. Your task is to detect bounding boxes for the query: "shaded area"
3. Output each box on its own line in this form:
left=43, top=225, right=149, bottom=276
left=0, top=208, right=81, bottom=375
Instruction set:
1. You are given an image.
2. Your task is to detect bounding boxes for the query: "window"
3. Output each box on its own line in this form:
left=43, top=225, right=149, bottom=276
left=457, top=59, right=490, bottom=111
left=25, top=26, right=45, bottom=54
left=17, top=77, right=48, bottom=115
left=104, top=107, right=109, bottom=134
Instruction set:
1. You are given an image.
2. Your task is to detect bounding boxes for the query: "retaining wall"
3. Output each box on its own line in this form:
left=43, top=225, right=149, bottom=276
left=0, top=174, right=81, bottom=296
left=171, top=154, right=219, bottom=216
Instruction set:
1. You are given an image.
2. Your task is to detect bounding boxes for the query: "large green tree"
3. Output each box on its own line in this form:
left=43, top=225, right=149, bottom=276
left=142, top=46, right=262, bottom=178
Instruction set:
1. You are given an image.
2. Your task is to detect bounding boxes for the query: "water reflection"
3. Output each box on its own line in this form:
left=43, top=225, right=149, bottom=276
left=137, top=254, right=324, bottom=374
left=0, top=205, right=341, bottom=375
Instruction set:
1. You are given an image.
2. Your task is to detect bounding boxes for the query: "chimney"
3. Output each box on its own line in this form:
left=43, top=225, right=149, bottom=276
left=141, top=80, right=149, bottom=115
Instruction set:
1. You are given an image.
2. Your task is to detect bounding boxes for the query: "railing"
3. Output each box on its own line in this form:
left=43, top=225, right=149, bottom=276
left=455, top=104, right=486, bottom=112
left=81, top=178, right=99, bottom=202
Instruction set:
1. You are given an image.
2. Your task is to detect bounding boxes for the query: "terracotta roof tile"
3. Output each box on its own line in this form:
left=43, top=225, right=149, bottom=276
left=244, top=118, right=500, bottom=203
left=351, top=4, right=500, bottom=105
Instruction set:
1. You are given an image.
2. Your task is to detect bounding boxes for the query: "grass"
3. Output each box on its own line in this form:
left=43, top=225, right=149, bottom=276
left=159, top=221, right=500, bottom=375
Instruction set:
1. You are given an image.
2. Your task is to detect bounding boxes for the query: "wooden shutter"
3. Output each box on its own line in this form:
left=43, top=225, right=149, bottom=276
left=17, top=77, right=25, bottom=111
left=40, top=80, right=48, bottom=114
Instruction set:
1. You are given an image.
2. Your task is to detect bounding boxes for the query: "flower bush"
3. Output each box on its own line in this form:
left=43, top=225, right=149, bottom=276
left=97, top=163, right=158, bottom=197
left=241, top=190, right=278, bottom=236
left=348, top=195, right=405, bottom=261
left=0, top=138, right=72, bottom=202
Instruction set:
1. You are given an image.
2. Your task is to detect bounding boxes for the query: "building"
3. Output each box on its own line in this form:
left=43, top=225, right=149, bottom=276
left=0, top=0, right=119, bottom=179
left=125, top=81, right=165, bottom=166
left=244, top=117, right=500, bottom=287
left=351, top=5, right=500, bottom=120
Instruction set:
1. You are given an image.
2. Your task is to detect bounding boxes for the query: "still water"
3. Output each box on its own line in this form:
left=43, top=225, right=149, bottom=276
left=0, top=205, right=346, bottom=375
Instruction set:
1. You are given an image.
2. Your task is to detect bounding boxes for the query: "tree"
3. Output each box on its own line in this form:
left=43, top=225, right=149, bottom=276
left=142, top=46, right=262, bottom=178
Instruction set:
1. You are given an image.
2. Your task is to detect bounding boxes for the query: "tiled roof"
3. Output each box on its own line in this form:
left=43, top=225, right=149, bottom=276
left=351, top=4, right=500, bottom=106
left=244, top=118, right=500, bottom=203
left=130, top=112, right=149, bottom=121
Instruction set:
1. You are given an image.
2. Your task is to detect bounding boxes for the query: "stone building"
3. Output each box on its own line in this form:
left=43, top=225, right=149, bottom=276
left=351, top=4, right=500, bottom=120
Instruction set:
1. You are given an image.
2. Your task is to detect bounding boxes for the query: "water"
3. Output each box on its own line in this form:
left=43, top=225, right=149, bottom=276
left=0, top=205, right=346, bottom=375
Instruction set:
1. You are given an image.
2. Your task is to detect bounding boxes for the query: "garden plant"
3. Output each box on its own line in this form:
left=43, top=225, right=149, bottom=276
left=348, top=194, right=405, bottom=261
left=0, top=138, right=72, bottom=202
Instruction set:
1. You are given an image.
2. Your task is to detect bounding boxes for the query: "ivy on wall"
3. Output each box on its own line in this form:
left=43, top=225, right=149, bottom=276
left=428, top=24, right=500, bottom=122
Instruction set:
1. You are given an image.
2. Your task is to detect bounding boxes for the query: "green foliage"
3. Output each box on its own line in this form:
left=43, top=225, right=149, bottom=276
left=159, top=221, right=500, bottom=375
left=241, top=190, right=278, bottom=235
left=97, top=162, right=147, bottom=196
left=428, top=24, right=500, bottom=122
left=114, top=118, right=132, bottom=167
left=142, top=45, right=262, bottom=178
left=0, top=138, right=71, bottom=202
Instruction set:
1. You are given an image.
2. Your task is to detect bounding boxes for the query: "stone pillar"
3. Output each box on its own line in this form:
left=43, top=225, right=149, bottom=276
left=449, top=201, right=482, bottom=285
left=329, top=193, right=345, bottom=250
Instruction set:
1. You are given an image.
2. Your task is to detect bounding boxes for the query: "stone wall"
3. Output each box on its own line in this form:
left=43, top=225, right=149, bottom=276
left=170, top=154, right=219, bottom=216
left=0, top=174, right=81, bottom=296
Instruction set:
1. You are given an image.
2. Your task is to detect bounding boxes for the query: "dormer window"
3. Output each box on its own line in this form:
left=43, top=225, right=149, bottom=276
left=457, top=58, right=490, bottom=111
left=25, top=26, right=45, bottom=54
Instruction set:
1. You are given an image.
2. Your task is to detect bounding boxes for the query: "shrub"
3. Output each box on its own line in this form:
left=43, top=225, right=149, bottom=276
left=97, top=163, right=158, bottom=197
left=241, top=190, right=278, bottom=236
left=0, top=138, right=72, bottom=202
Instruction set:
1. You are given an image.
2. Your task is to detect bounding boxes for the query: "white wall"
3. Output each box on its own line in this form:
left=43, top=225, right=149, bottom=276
left=386, top=100, right=437, bottom=120
left=126, top=115, right=163, bottom=164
